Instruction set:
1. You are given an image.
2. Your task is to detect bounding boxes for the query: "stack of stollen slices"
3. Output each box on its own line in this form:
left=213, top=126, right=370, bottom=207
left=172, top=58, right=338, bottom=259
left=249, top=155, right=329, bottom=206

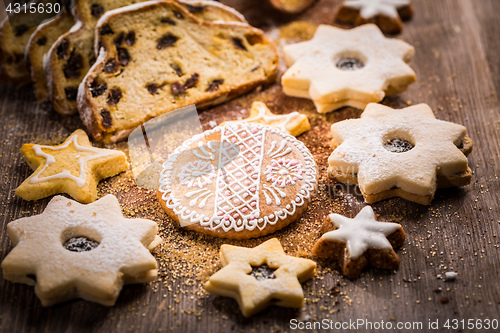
left=0, top=0, right=279, bottom=143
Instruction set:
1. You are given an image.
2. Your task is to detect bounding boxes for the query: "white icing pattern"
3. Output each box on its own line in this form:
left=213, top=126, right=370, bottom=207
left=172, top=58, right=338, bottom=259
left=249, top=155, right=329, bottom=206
left=322, top=206, right=401, bottom=259
left=159, top=123, right=317, bottom=232
left=29, top=133, right=119, bottom=187
left=344, top=0, right=410, bottom=19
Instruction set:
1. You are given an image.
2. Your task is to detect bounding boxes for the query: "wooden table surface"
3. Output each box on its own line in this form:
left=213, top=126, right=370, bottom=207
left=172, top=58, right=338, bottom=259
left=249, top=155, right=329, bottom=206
left=1, top=0, right=499, bottom=332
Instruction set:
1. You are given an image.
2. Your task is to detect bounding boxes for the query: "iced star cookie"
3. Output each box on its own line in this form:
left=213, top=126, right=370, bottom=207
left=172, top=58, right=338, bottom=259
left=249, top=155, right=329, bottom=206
left=1, top=195, right=161, bottom=306
left=336, top=0, right=414, bottom=34
left=312, top=206, right=405, bottom=277
left=15, top=129, right=129, bottom=203
left=328, top=103, right=473, bottom=205
left=205, top=238, right=316, bottom=317
left=282, top=24, right=415, bottom=113
left=221, top=101, right=310, bottom=137
left=158, top=123, right=317, bottom=239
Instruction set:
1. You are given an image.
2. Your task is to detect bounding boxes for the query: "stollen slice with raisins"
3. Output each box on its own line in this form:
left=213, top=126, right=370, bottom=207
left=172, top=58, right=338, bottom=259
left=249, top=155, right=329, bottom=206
left=0, top=0, right=60, bottom=84
left=78, top=1, right=278, bottom=143
left=46, top=0, right=247, bottom=116
left=26, top=10, right=75, bottom=102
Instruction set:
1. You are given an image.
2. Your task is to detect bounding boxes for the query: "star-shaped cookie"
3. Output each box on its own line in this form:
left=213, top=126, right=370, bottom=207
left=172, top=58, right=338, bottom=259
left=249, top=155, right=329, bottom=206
left=312, top=206, right=405, bottom=277
left=328, top=103, right=473, bottom=205
left=1, top=195, right=161, bottom=306
left=336, top=0, right=414, bottom=34
left=221, top=101, right=310, bottom=136
left=15, top=129, right=129, bottom=203
left=205, top=238, right=316, bottom=317
left=282, top=24, right=415, bottom=113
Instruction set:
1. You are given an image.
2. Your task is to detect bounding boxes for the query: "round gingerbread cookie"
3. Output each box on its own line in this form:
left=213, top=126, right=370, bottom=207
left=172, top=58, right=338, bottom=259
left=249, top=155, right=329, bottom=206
left=157, top=123, right=317, bottom=239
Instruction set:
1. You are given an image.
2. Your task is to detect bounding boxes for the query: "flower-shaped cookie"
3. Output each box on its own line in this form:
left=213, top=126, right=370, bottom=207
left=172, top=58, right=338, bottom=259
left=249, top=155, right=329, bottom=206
left=1, top=195, right=161, bottom=306
left=312, top=206, right=405, bottom=277
left=328, top=103, right=473, bottom=205
left=221, top=101, right=310, bottom=137
left=282, top=24, right=415, bottom=113
left=205, top=238, right=316, bottom=317
left=336, top=0, right=414, bottom=34
left=15, top=129, right=129, bottom=203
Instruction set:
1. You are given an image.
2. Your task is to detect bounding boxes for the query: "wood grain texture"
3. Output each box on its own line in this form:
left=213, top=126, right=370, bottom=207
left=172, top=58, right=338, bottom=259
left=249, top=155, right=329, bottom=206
left=1, top=0, right=499, bottom=332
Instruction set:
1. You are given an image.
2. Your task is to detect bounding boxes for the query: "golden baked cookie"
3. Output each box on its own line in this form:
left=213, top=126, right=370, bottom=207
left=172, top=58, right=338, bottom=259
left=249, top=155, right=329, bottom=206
left=158, top=123, right=317, bottom=239
left=282, top=24, right=415, bottom=113
left=205, top=238, right=316, bottom=317
left=328, top=103, right=473, bottom=205
left=336, top=0, right=414, bottom=34
left=1, top=195, right=160, bottom=306
left=312, top=206, right=405, bottom=277
left=268, top=0, right=316, bottom=14
left=221, top=101, right=310, bottom=137
left=15, top=129, right=129, bottom=203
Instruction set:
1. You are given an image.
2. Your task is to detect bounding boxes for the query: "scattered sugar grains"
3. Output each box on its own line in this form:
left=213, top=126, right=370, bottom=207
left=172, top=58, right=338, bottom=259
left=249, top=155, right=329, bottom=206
left=88, top=92, right=483, bottom=322
left=91, top=114, right=419, bottom=318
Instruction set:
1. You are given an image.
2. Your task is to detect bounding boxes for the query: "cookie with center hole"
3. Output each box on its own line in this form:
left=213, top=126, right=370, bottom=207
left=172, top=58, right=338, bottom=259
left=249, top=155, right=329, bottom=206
left=328, top=103, right=473, bottom=205
left=157, top=123, right=317, bottom=239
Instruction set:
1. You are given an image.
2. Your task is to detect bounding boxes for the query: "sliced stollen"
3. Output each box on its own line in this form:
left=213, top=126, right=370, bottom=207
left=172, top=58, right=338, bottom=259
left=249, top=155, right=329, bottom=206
left=0, top=0, right=58, bottom=84
left=46, top=0, right=246, bottom=116
left=26, top=11, right=75, bottom=102
left=78, top=1, right=279, bottom=143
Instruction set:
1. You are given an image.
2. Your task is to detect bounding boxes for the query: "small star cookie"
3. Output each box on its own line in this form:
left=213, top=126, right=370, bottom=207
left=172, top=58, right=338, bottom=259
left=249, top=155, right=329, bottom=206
left=221, top=101, right=310, bottom=137
left=282, top=24, right=415, bottom=113
left=1, top=195, right=161, bottom=306
left=15, top=129, right=129, bottom=203
left=328, top=103, right=473, bottom=205
left=312, top=206, right=405, bottom=277
left=205, top=238, right=316, bottom=317
left=336, top=0, right=414, bottom=34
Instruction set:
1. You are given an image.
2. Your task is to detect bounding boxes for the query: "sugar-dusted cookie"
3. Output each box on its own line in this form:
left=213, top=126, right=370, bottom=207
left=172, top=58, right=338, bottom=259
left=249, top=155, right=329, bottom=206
left=312, top=206, right=405, bottom=277
left=221, top=101, right=310, bottom=137
left=1, top=195, right=161, bottom=306
left=282, top=24, right=415, bottom=113
left=158, top=123, right=317, bottom=239
left=328, top=103, right=473, bottom=205
left=336, top=0, right=414, bottom=34
left=205, top=238, right=316, bottom=317
left=15, top=129, right=129, bottom=203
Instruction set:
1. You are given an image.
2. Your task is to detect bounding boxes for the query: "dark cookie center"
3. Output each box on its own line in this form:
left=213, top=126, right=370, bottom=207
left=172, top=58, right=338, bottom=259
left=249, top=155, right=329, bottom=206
left=64, top=237, right=99, bottom=252
left=336, top=57, right=364, bottom=71
left=383, top=138, right=414, bottom=153
left=250, top=264, right=276, bottom=281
